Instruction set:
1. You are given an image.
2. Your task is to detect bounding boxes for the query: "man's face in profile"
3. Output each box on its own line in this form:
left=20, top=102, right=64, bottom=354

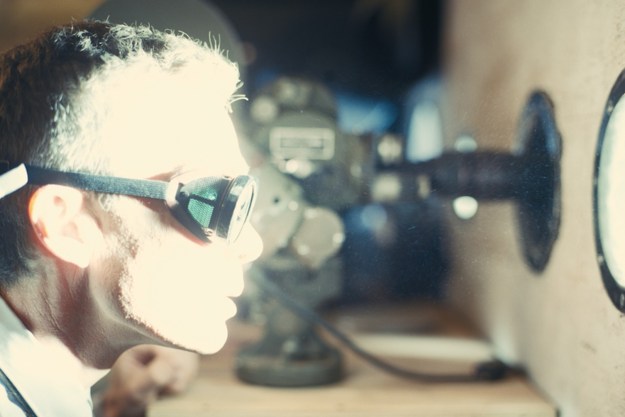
left=89, top=67, right=262, bottom=355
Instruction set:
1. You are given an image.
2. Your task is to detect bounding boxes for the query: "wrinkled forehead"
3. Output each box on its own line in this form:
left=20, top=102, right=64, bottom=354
left=86, top=58, right=247, bottom=179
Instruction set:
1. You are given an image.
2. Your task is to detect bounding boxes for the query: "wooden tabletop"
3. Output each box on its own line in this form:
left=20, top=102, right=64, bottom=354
left=149, top=305, right=556, bottom=417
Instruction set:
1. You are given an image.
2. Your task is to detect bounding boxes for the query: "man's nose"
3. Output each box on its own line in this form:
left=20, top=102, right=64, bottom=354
left=233, top=225, right=263, bottom=264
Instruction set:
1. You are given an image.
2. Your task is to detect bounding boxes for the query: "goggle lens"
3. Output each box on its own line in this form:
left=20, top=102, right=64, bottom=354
left=173, top=175, right=256, bottom=243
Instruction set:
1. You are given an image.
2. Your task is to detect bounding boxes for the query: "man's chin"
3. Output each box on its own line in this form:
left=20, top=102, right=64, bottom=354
left=159, top=322, right=230, bottom=355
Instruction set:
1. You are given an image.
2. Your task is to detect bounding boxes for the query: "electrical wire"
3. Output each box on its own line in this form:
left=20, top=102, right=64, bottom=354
left=249, top=272, right=508, bottom=383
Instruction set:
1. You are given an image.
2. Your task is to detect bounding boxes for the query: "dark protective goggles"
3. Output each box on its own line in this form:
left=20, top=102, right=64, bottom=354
left=0, top=162, right=257, bottom=244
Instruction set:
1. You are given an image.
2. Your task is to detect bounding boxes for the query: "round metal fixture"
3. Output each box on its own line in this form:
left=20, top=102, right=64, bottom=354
left=391, top=91, right=562, bottom=272
left=514, top=91, right=562, bottom=272
left=594, top=70, right=625, bottom=312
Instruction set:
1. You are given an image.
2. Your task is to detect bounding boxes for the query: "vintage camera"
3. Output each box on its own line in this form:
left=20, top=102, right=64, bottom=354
left=235, top=77, right=451, bottom=387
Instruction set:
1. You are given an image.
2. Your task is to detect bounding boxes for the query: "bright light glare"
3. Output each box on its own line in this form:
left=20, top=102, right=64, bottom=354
left=453, top=196, right=479, bottom=220
left=598, top=96, right=625, bottom=286
left=81, top=50, right=245, bottom=179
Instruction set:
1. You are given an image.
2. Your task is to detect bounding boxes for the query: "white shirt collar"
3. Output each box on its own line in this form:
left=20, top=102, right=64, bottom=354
left=0, top=296, right=96, bottom=417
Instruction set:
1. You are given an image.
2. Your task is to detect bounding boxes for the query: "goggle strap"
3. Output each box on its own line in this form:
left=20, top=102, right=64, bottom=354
left=20, top=164, right=168, bottom=200
left=0, top=163, right=28, bottom=199
left=0, top=162, right=256, bottom=244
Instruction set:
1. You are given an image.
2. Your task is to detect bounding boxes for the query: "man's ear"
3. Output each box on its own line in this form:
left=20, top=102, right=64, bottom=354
left=28, top=185, right=104, bottom=269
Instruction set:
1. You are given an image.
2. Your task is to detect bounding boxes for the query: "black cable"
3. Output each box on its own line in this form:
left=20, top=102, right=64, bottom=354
left=249, top=272, right=508, bottom=383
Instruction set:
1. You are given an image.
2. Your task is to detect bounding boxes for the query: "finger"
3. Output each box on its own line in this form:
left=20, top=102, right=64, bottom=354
left=146, top=352, right=179, bottom=391
left=158, top=352, right=200, bottom=395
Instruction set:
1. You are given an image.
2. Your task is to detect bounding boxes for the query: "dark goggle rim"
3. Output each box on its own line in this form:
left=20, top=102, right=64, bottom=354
left=0, top=163, right=256, bottom=244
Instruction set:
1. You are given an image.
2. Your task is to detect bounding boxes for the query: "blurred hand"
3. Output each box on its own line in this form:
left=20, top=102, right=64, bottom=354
left=93, top=345, right=200, bottom=417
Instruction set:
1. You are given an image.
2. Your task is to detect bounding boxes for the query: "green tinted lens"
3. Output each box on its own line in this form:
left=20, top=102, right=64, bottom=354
left=183, top=177, right=227, bottom=229
left=176, top=175, right=256, bottom=243
left=187, top=198, right=216, bottom=227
